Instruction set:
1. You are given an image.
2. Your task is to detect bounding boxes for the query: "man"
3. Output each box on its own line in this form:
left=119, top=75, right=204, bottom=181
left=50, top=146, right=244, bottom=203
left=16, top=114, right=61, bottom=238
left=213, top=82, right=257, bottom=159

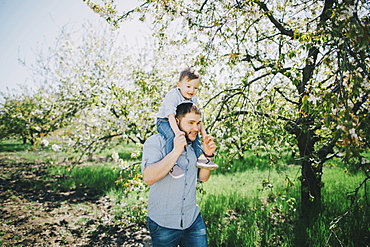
left=142, top=102, right=217, bottom=247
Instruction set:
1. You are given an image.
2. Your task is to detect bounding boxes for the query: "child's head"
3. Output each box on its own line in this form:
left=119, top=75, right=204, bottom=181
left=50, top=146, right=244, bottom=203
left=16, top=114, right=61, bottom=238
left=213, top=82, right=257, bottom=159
left=177, top=68, right=201, bottom=100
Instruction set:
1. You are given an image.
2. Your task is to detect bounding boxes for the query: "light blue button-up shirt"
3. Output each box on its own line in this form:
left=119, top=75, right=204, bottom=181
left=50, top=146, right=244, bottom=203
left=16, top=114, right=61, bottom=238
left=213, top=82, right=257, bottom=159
left=142, top=134, right=200, bottom=230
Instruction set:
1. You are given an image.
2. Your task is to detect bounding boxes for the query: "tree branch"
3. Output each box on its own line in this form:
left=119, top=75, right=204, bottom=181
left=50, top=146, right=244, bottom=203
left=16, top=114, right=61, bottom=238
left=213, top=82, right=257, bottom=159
left=257, top=1, right=294, bottom=37
left=319, top=0, right=335, bottom=23
left=275, top=87, right=299, bottom=105
left=352, top=93, right=369, bottom=115
left=116, top=2, right=151, bottom=23
left=199, top=0, right=208, bottom=12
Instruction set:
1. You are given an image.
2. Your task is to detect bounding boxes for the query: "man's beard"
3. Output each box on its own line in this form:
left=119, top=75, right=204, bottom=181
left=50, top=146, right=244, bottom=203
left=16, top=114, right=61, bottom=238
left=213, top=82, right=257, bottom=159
left=178, top=122, right=197, bottom=142
left=178, top=126, right=191, bottom=142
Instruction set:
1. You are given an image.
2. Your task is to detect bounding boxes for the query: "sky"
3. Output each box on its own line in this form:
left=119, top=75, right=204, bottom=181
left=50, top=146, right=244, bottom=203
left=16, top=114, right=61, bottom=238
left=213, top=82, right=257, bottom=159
left=0, top=0, right=146, bottom=93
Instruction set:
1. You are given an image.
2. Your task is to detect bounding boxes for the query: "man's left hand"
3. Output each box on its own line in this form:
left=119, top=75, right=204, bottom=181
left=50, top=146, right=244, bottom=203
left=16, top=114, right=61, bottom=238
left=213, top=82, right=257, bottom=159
left=202, top=134, right=216, bottom=156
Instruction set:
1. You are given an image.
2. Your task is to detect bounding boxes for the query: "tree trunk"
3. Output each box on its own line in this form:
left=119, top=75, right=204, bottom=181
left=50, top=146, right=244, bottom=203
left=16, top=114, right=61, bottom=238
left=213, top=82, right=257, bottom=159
left=22, top=136, right=27, bottom=144
left=296, top=128, right=323, bottom=223
left=301, top=160, right=322, bottom=222
left=292, top=127, right=323, bottom=246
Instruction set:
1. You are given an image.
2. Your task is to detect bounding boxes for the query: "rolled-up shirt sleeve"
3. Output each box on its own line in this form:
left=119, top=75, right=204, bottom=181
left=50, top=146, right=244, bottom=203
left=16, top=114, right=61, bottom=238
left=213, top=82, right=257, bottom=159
left=141, top=134, right=166, bottom=174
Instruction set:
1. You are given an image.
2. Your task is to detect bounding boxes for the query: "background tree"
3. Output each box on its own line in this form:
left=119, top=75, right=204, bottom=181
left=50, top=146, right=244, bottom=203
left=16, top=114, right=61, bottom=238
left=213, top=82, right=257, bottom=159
left=84, top=0, right=370, bottom=227
left=3, top=21, right=202, bottom=162
left=0, top=87, right=80, bottom=146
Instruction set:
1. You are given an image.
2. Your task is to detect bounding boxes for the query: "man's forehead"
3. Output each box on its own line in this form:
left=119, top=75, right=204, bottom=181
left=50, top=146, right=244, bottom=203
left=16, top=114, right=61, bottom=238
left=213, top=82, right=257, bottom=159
left=187, top=118, right=202, bottom=122
left=182, top=112, right=201, bottom=121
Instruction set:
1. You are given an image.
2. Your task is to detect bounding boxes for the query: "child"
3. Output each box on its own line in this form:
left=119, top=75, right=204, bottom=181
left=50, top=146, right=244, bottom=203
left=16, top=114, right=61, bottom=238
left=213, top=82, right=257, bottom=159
left=157, top=68, right=218, bottom=178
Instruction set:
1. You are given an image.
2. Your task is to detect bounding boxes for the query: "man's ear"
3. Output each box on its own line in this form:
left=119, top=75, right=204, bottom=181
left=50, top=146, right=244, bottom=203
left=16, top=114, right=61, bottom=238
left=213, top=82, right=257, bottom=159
left=176, top=117, right=179, bottom=125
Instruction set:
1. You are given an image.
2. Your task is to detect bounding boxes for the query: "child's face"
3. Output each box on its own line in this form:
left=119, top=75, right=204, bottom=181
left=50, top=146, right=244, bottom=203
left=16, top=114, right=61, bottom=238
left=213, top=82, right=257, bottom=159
left=177, top=77, right=200, bottom=100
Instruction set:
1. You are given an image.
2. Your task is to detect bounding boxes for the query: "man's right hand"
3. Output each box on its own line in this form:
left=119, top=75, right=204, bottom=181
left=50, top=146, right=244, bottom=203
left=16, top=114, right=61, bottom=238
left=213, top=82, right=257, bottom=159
left=173, top=131, right=187, bottom=155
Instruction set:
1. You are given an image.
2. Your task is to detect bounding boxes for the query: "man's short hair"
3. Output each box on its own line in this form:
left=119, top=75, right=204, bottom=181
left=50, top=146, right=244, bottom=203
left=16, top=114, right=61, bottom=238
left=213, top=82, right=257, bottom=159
left=175, top=102, right=201, bottom=120
left=179, top=68, right=200, bottom=82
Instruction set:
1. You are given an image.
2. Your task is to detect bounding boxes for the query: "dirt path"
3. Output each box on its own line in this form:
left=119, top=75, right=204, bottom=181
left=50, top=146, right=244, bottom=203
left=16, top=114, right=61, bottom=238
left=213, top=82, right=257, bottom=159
left=0, top=154, right=151, bottom=246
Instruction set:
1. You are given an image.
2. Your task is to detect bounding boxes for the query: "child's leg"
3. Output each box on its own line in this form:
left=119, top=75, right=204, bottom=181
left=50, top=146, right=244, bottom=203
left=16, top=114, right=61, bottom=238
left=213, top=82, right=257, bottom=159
left=157, top=118, right=184, bottom=178
left=157, top=118, right=175, bottom=155
left=192, top=135, right=203, bottom=158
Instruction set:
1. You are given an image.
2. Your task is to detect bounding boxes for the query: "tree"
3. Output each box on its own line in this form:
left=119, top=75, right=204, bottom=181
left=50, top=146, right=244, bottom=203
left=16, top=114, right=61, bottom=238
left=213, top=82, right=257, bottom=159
left=24, top=22, right=137, bottom=160
left=11, top=21, right=200, bottom=162
left=84, top=0, right=370, bottom=226
left=0, top=88, right=80, bottom=146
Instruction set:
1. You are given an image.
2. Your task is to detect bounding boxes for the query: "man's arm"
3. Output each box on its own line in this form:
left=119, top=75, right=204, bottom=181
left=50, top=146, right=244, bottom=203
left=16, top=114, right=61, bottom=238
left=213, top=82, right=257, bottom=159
left=198, top=168, right=211, bottom=182
left=143, top=132, right=187, bottom=186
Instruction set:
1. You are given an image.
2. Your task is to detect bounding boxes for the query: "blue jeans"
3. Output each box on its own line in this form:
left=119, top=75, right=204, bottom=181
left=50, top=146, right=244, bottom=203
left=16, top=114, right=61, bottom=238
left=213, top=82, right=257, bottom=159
left=157, top=118, right=202, bottom=158
left=148, top=213, right=208, bottom=247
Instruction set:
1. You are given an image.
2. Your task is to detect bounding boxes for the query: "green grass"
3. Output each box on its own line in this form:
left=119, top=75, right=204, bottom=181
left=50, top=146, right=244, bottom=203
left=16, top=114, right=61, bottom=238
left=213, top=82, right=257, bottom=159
left=48, top=164, right=121, bottom=191
left=199, top=166, right=299, bottom=246
left=211, top=150, right=299, bottom=173
left=0, top=141, right=31, bottom=152
left=199, top=164, right=368, bottom=246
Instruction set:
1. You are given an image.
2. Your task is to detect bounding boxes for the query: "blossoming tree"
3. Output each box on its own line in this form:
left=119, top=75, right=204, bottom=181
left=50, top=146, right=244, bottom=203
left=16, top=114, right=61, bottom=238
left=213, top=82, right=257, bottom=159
left=83, top=0, right=369, bottom=224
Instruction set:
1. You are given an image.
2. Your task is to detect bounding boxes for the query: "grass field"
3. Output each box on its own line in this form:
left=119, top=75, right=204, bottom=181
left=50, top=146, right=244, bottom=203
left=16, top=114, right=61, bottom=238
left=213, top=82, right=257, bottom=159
left=199, top=162, right=368, bottom=246
left=0, top=140, right=369, bottom=246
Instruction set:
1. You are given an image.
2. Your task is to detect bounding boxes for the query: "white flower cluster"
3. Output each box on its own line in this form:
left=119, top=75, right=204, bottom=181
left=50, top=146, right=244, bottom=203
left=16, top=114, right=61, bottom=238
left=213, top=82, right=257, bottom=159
left=349, top=128, right=358, bottom=139
left=307, top=94, right=320, bottom=104
left=336, top=125, right=358, bottom=139
left=112, top=151, right=120, bottom=162
left=130, top=151, right=141, bottom=159
left=41, top=139, right=49, bottom=147
left=112, top=151, right=130, bottom=169
left=41, top=139, right=62, bottom=152
left=52, top=144, right=62, bottom=152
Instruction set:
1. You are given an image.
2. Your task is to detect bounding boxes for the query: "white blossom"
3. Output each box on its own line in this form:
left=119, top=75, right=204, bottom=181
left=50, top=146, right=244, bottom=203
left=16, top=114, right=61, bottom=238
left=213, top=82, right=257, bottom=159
left=119, top=159, right=130, bottom=170
left=131, top=151, right=140, bottom=159
left=361, top=157, right=367, bottom=165
left=112, top=151, right=120, bottom=162
left=41, top=139, right=49, bottom=147
left=349, top=128, right=358, bottom=139
left=52, top=144, right=62, bottom=152
left=307, top=94, right=320, bottom=104
left=336, top=125, right=345, bottom=131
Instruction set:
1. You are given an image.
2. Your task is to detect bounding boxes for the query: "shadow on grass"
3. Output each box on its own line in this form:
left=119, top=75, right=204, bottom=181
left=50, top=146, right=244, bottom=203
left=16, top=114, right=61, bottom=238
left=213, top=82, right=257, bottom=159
left=0, top=157, right=118, bottom=206
left=0, top=155, right=150, bottom=246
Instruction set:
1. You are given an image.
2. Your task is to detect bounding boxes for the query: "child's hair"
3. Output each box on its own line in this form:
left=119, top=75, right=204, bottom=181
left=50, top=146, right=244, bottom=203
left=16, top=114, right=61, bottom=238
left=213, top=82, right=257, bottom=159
left=179, top=68, right=200, bottom=82
left=175, top=102, right=201, bottom=120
